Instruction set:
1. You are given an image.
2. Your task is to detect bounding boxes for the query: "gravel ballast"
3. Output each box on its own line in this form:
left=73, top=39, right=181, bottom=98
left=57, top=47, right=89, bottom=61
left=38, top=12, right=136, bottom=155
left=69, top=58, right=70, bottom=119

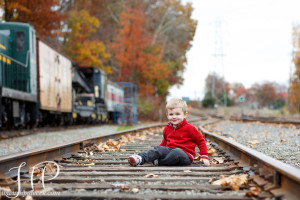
left=209, top=120, right=300, bottom=169
left=0, top=125, right=119, bottom=156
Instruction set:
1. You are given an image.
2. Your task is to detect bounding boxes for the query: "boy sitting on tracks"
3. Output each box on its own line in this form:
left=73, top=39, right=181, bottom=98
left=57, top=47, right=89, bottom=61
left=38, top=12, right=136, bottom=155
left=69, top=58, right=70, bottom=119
left=128, top=98, right=210, bottom=167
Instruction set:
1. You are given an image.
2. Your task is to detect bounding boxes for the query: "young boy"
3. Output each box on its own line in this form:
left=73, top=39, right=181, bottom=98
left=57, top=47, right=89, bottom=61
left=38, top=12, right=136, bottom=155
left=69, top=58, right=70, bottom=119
left=128, top=98, right=210, bottom=167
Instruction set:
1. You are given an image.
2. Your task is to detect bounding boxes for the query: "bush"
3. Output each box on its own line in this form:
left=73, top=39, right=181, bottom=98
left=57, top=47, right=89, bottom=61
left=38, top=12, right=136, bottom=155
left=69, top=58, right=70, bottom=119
left=202, top=91, right=216, bottom=108
left=137, top=96, right=164, bottom=121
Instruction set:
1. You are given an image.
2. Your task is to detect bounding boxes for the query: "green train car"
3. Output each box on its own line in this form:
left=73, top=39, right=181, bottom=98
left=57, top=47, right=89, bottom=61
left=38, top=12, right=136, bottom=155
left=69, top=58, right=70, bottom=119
left=0, top=22, right=73, bottom=129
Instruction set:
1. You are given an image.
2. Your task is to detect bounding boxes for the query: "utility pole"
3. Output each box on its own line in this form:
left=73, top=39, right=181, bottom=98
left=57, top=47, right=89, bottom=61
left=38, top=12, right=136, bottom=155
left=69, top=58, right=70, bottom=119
left=212, top=17, right=226, bottom=106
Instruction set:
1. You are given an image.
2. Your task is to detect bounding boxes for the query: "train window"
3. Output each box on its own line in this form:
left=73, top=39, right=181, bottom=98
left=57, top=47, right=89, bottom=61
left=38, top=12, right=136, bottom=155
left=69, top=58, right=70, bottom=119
left=0, top=30, right=10, bottom=36
left=15, top=31, right=25, bottom=51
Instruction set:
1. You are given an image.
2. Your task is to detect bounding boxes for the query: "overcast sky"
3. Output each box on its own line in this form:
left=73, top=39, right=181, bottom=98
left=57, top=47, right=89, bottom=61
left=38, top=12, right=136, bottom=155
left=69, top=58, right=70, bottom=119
left=168, top=0, right=300, bottom=100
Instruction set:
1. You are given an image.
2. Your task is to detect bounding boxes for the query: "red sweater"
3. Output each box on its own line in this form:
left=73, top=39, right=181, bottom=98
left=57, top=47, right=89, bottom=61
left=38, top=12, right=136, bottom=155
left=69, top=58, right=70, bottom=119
left=159, top=118, right=209, bottom=161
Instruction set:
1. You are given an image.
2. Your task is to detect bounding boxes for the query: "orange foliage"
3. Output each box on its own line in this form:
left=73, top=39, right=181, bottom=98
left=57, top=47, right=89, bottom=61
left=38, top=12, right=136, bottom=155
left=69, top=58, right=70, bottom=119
left=290, top=24, right=300, bottom=113
left=63, top=10, right=111, bottom=73
left=4, top=0, right=65, bottom=37
left=110, top=1, right=170, bottom=96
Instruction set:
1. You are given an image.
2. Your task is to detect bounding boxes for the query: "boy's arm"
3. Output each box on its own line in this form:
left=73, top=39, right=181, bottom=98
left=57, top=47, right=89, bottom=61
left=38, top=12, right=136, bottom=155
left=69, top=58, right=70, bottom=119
left=159, top=127, right=167, bottom=146
left=159, top=138, right=166, bottom=146
left=191, top=126, right=210, bottom=166
left=198, top=136, right=210, bottom=166
left=197, top=137, right=209, bottom=160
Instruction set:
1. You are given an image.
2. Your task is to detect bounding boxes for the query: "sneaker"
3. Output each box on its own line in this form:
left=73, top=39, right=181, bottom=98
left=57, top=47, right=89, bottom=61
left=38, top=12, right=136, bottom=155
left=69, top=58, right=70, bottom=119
left=153, top=159, right=158, bottom=166
left=128, top=154, right=142, bottom=167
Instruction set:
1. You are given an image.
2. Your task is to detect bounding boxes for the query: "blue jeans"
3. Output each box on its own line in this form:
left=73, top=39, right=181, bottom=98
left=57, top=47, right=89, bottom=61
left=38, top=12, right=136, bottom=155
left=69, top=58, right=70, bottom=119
left=138, top=146, right=191, bottom=166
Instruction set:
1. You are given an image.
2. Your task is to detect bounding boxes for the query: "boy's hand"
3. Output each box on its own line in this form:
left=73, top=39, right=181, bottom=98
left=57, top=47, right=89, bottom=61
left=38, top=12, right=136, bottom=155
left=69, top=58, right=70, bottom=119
left=200, top=158, right=210, bottom=166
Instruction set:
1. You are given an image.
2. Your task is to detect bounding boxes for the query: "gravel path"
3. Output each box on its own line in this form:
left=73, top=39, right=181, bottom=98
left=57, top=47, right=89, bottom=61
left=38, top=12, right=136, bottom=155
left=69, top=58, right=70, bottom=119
left=0, top=125, right=120, bottom=156
left=210, top=120, right=300, bottom=169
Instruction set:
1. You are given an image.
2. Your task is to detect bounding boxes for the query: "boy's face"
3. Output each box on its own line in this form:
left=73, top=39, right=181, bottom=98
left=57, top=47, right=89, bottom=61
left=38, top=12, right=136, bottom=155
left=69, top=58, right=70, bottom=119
left=166, top=107, right=188, bottom=126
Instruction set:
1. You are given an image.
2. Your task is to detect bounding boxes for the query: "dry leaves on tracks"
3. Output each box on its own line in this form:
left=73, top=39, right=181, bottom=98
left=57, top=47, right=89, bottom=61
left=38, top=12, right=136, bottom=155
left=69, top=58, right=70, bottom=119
left=97, top=139, right=121, bottom=152
left=144, top=174, right=158, bottom=178
left=245, top=186, right=261, bottom=197
left=111, top=183, right=140, bottom=193
left=208, top=146, right=217, bottom=156
left=96, top=129, right=163, bottom=152
left=212, top=157, right=225, bottom=164
left=247, top=140, right=259, bottom=148
left=28, top=163, right=60, bottom=176
left=211, top=174, right=248, bottom=191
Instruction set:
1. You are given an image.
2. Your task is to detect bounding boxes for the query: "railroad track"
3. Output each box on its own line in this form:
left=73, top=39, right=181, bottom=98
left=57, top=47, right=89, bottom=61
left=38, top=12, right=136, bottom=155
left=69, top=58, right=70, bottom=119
left=0, top=117, right=299, bottom=200
left=231, top=115, right=300, bottom=126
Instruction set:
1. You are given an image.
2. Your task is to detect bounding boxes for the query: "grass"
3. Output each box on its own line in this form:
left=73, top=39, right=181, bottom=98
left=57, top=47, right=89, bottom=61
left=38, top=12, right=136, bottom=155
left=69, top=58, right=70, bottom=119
left=117, top=125, right=137, bottom=131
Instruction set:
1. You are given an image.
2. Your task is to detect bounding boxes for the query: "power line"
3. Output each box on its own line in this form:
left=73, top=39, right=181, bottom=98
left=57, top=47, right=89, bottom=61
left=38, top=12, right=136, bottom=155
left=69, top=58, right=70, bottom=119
left=212, top=17, right=227, bottom=106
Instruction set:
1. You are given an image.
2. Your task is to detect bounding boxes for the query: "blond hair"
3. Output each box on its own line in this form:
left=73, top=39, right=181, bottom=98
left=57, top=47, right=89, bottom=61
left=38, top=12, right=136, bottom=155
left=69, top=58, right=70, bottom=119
left=166, top=98, right=188, bottom=113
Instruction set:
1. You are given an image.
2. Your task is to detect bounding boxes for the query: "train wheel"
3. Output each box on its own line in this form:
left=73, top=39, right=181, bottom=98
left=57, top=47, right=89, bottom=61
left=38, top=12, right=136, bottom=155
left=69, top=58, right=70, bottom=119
left=63, top=113, right=73, bottom=126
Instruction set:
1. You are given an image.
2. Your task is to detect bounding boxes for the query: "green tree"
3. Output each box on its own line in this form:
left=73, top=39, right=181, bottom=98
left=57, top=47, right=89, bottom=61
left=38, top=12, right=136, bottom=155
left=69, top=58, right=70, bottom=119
left=218, top=92, right=232, bottom=106
left=202, top=91, right=216, bottom=108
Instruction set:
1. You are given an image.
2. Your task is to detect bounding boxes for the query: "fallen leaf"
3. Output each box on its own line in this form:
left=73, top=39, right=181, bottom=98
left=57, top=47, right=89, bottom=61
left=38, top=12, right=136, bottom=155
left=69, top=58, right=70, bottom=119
left=121, top=186, right=131, bottom=190
left=245, top=186, right=261, bottom=196
left=280, top=139, right=287, bottom=143
left=144, top=174, right=158, bottom=178
left=247, top=140, right=259, bottom=148
left=208, top=146, right=216, bottom=156
left=28, top=167, right=42, bottom=176
left=229, top=174, right=248, bottom=191
left=213, top=157, right=225, bottom=164
left=212, top=174, right=248, bottom=191
left=183, top=170, right=192, bottom=173
left=45, top=163, right=58, bottom=173
left=212, top=175, right=227, bottom=186
left=194, top=155, right=201, bottom=161
left=132, top=188, right=139, bottom=193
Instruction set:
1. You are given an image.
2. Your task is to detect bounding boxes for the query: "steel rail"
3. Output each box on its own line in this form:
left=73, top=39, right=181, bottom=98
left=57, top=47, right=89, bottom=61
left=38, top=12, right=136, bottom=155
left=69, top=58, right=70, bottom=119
left=0, top=117, right=204, bottom=173
left=231, top=115, right=300, bottom=125
left=1, top=116, right=299, bottom=199
left=0, top=122, right=168, bottom=174
left=199, top=122, right=300, bottom=200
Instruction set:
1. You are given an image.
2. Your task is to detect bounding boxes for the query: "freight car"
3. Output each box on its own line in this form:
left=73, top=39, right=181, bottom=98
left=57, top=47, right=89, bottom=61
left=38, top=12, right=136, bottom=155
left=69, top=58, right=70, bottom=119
left=0, top=22, right=130, bottom=129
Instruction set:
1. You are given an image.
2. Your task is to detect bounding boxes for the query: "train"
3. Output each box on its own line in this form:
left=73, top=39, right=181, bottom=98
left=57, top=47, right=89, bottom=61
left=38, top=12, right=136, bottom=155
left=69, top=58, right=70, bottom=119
left=0, top=22, right=137, bottom=129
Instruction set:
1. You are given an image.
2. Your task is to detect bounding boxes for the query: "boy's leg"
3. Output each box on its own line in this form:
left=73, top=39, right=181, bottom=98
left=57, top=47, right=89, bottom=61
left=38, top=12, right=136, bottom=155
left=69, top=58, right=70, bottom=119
left=138, top=146, right=171, bottom=165
left=158, top=148, right=191, bottom=166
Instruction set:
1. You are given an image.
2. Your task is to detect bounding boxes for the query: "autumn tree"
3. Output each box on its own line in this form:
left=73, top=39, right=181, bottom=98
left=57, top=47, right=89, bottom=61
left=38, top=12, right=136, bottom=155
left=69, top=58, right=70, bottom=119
left=2, top=0, right=65, bottom=37
left=230, top=83, right=247, bottom=99
left=289, top=24, right=300, bottom=113
left=110, top=1, right=170, bottom=96
left=62, top=10, right=111, bottom=73
left=59, top=0, right=122, bottom=45
left=144, top=0, right=197, bottom=87
left=204, top=73, right=227, bottom=99
left=251, top=82, right=277, bottom=107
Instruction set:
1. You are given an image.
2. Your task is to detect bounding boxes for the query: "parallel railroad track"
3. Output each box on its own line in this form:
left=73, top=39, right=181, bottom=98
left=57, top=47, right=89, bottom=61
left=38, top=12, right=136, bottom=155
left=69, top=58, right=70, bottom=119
left=0, top=117, right=300, bottom=199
